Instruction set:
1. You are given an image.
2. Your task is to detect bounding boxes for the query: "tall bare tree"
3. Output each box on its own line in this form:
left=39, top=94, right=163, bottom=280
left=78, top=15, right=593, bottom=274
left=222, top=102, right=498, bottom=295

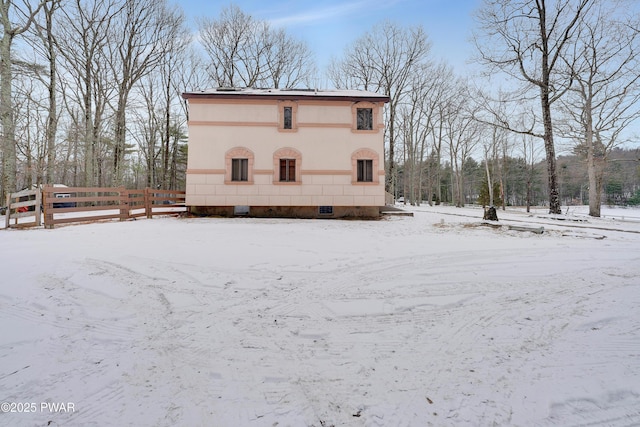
left=56, top=0, right=121, bottom=186
left=444, top=80, right=481, bottom=208
left=134, top=31, right=191, bottom=190
left=519, top=131, right=543, bottom=212
left=329, top=21, right=431, bottom=196
left=560, top=0, right=640, bottom=217
left=0, top=0, right=50, bottom=199
left=264, top=27, right=315, bottom=89
left=198, top=4, right=314, bottom=89
left=110, top=0, right=185, bottom=186
left=398, top=62, right=452, bottom=205
left=474, top=0, right=593, bottom=214
left=29, top=0, right=61, bottom=185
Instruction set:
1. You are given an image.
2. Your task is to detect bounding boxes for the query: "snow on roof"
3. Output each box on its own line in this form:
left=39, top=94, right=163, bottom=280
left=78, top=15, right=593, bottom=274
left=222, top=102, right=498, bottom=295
left=182, top=87, right=389, bottom=103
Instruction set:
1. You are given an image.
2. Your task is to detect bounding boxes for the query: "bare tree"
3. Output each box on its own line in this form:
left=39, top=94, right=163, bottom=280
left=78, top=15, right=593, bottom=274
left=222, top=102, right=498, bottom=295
left=444, top=80, right=481, bottom=207
left=473, top=87, right=513, bottom=211
left=13, top=77, right=41, bottom=188
left=264, top=28, right=315, bottom=89
left=520, top=131, right=543, bottom=212
left=29, top=0, right=61, bottom=185
left=560, top=0, right=640, bottom=216
left=198, top=5, right=315, bottom=89
left=474, top=0, right=593, bottom=214
left=56, top=0, right=121, bottom=186
left=134, top=33, right=191, bottom=190
left=0, top=0, right=50, bottom=199
left=329, top=21, right=431, bottom=196
left=198, top=5, right=257, bottom=87
left=398, top=62, right=452, bottom=205
left=109, top=0, right=185, bottom=186
left=481, top=126, right=505, bottom=209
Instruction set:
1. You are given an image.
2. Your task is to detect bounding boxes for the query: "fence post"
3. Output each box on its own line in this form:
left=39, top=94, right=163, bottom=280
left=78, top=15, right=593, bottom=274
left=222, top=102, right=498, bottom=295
left=144, top=187, right=150, bottom=219
left=35, top=187, right=42, bottom=227
left=4, top=193, right=9, bottom=229
left=43, top=185, right=54, bottom=229
left=119, top=187, right=128, bottom=221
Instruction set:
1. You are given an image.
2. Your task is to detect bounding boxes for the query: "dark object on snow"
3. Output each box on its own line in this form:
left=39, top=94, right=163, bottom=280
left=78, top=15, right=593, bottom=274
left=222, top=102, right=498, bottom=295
left=483, top=206, right=498, bottom=221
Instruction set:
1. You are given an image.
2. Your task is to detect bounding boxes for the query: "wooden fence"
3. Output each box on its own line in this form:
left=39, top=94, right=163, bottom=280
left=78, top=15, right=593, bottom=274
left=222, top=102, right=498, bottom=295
left=4, top=188, right=42, bottom=229
left=3, top=186, right=186, bottom=229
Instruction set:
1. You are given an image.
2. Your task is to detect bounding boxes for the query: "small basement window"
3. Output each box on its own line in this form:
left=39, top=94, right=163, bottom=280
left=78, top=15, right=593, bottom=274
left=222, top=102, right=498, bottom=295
left=234, top=205, right=250, bottom=216
left=319, top=206, right=333, bottom=215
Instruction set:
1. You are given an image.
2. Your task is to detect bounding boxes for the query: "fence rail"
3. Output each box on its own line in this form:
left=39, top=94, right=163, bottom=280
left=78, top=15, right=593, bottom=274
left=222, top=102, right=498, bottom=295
left=4, top=188, right=42, bottom=228
left=3, top=186, right=186, bottom=229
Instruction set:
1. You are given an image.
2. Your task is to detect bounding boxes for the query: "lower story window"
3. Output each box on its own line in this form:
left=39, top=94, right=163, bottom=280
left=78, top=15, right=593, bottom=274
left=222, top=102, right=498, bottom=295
left=357, top=159, right=373, bottom=182
left=232, top=158, right=248, bottom=181
left=280, top=159, right=296, bottom=182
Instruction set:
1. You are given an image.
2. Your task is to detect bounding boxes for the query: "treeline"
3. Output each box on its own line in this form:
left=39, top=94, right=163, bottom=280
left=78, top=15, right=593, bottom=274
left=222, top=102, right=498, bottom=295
left=397, top=147, right=640, bottom=208
left=1, top=1, right=640, bottom=218
left=1, top=0, right=192, bottom=196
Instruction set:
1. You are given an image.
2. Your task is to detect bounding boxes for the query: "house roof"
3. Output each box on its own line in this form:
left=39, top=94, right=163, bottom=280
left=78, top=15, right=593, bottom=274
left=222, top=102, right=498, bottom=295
left=181, top=88, right=390, bottom=103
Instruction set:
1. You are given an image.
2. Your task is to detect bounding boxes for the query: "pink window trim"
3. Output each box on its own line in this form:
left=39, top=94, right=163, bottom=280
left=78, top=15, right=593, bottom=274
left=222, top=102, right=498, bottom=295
left=351, top=101, right=380, bottom=133
left=225, top=147, right=255, bottom=184
left=351, top=148, right=380, bottom=184
left=273, top=147, right=302, bottom=183
left=278, top=101, right=298, bottom=132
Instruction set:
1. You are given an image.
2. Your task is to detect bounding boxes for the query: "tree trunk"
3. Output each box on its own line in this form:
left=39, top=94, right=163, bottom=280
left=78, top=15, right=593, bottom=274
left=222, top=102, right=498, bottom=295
left=113, top=91, right=127, bottom=186
left=587, top=156, right=600, bottom=217
left=163, top=74, right=171, bottom=189
left=526, top=177, right=532, bottom=213
left=485, top=158, right=494, bottom=206
left=83, top=69, right=94, bottom=187
left=388, top=102, right=396, bottom=196
left=540, top=85, right=561, bottom=214
left=0, top=21, right=16, bottom=198
left=44, top=2, right=58, bottom=185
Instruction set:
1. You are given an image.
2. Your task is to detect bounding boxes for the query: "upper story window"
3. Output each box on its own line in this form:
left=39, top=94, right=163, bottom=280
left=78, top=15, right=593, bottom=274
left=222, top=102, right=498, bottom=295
left=357, top=108, right=373, bottom=130
left=351, top=102, right=379, bottom=133
left=283, top=107, right=293, bottom=129
left=279, top=102, right=297, bottom=132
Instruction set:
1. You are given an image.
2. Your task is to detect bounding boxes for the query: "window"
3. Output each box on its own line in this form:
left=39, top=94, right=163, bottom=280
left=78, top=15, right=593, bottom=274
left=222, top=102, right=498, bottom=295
left=280, top=159, right=296, bottom=182
left=319, top=206, right=334, bottom=215
left=357, top=108, right=373, bottom=130
left=231, top=158, right=248, bottom=181
left=357, top=159, right=373, bottom=182
left=273, top=147, right=301, bottom=184
left=225, top=147, right=254, bottom=184
left=351, top=148, right=379, bottom=184
left=234, top=205, right=250, bottom=215
left=351, top=103, right=379, bottom=133
left=283, top=106, right=292, bottom=129
left=279, top=102, right=297, bottom=132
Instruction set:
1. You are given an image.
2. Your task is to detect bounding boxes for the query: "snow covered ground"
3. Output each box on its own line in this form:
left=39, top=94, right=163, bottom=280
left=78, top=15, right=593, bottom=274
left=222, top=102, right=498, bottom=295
left=1, top=205, right=639, bottom=426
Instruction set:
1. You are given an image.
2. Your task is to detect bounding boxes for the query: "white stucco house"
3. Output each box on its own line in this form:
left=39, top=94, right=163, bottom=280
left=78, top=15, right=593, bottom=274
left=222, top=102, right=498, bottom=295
left=181, top=88, right=389, bottom=218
